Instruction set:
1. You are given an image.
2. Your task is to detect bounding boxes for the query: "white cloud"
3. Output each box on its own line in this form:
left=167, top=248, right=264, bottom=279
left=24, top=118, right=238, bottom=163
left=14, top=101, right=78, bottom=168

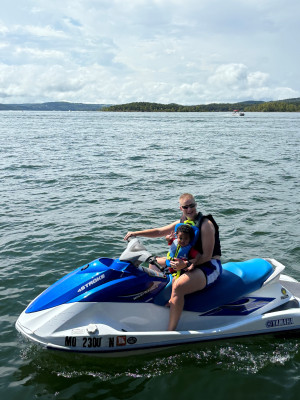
left=0, top=0, right=299, bottom=104
left=21, top=24, right=67, bottom=38
left=14, top=47, right=65, bottom=61
left=208, top=64, right=249, bottom=89
left=247, top=72, right=269, bottom=88
left=0, top=24, right=9, bottom=34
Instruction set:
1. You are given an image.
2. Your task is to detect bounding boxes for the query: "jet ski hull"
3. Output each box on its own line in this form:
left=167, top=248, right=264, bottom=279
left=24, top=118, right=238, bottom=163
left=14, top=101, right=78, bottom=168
left=16, top=275, right=300, bottom=356
left=16, top=304, right=300, bottom=356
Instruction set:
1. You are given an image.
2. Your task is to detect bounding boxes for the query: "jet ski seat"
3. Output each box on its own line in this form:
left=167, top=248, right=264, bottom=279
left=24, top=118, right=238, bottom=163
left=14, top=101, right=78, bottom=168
left=154, top=258, right=274, bottom=313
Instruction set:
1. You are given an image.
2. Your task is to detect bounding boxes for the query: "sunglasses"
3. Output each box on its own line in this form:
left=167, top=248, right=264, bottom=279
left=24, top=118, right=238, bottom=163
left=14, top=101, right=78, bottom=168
left=181, top=203, right=196, bottom=210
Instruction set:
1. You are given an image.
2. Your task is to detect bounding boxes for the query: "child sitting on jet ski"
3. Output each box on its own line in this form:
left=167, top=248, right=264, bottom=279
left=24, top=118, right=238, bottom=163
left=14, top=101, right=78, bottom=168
left=155, top=223, right=200, bottom=279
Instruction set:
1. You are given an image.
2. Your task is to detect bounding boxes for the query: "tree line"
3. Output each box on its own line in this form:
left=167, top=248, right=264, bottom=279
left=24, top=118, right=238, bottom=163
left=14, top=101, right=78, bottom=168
left=102, top=98, right=300, bottom=112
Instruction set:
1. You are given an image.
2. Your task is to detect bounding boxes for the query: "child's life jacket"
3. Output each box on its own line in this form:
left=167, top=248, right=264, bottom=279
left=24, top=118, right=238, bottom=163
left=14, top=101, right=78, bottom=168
left=166, top=222, right=199, bottom=277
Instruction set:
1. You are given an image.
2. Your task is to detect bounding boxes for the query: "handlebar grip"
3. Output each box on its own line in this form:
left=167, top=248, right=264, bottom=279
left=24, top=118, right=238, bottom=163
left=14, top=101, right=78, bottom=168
left=148, top=257, right=165, bottom=272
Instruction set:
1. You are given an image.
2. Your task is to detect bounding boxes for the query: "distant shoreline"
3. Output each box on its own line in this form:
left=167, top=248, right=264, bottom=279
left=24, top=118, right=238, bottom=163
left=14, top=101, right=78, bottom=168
left=1, top=98, right=300, bottom=112
left=101, top=99, right=300, bottom=112
left=0, top=102, right=109, bottom=112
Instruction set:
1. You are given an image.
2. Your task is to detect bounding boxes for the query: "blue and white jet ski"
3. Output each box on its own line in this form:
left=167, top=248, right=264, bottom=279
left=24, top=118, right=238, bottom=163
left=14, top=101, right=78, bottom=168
left=16, top=238, right=300, bottom=356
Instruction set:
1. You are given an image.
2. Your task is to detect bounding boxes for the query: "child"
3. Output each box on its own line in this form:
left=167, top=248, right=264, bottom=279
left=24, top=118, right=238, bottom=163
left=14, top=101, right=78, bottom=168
left=156, top=223, right=199, bottom=278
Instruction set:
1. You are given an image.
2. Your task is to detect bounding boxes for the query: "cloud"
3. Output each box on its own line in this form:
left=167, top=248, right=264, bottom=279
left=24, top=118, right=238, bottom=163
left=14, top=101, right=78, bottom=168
left=208, top=64, right=249, bottom=89
left=21, top=24, right=67, bottom=38
left=0, top=0, right=299, bottom=104
left=206, top=64, right=298, bottom=102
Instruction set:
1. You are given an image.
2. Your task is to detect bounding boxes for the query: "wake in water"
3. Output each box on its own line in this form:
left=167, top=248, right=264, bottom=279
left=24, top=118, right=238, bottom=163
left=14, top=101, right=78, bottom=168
left=19, top=335, right=300, bottom=379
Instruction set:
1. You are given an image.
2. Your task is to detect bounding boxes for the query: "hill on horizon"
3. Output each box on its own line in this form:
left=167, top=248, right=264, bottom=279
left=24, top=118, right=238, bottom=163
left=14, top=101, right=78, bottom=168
left=0, top=101, right=110, bottom=111
left=0, top=98, right=300, bottom=112
left=101, top=97, right=300, bottom=112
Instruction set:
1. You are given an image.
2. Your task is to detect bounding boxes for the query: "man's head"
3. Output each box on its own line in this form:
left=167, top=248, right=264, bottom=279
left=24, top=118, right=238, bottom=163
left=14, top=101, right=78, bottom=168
left=179, top=193, right=197, bottom=220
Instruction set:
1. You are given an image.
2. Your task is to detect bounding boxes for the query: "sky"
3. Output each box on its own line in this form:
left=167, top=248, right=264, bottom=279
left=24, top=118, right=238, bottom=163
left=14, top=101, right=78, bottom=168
left=0, top=0, right=299, bottom=105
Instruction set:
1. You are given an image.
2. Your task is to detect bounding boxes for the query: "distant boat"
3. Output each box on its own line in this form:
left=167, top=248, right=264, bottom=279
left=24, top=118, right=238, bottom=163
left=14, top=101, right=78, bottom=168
left=232, top=109, right=245, bottom=116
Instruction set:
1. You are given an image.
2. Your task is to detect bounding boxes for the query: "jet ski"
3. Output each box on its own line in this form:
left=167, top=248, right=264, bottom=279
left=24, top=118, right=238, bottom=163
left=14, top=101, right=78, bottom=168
left=16, top=238, right=300, bottom=356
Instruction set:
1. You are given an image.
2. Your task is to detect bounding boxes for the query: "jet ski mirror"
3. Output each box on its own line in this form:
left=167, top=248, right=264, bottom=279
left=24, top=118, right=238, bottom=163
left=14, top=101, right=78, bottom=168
left=119, top=237, right=153, bottom=267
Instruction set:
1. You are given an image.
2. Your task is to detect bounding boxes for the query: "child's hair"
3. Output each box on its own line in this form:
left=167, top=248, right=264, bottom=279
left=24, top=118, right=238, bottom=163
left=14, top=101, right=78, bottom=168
left=176, top=224, right=194, bottom=241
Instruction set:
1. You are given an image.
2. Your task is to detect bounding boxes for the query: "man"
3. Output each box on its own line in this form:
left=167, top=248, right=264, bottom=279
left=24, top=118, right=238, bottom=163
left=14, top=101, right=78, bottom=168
left=124, top=193, right=222, bottom=330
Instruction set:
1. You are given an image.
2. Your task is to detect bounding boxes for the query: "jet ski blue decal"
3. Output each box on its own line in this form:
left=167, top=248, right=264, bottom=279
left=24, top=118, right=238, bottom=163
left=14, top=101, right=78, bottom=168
left=201, top=297, right=275, bottom=316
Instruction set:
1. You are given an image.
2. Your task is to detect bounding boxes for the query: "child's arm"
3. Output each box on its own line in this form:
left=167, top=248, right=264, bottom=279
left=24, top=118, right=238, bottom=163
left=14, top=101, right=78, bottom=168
left=189, top=247, right=199, bottom=259
left=186, top=247, right=200, bottom=271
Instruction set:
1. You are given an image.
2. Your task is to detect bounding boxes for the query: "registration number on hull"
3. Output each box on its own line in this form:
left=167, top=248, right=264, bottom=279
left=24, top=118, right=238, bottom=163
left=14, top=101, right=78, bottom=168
left=65, top=336, right=102, bottom=348
left=64, top=335, right=135, bottom=348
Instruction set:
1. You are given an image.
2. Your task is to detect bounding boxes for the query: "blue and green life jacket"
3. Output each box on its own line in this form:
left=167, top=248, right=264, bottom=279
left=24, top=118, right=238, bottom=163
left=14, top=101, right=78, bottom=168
left=166, top=222, right=199, bottom=268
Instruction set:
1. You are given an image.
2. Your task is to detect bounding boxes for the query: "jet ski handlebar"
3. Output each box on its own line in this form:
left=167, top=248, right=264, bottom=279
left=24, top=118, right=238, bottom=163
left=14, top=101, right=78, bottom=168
left=120, top=237, right=165, bottom=271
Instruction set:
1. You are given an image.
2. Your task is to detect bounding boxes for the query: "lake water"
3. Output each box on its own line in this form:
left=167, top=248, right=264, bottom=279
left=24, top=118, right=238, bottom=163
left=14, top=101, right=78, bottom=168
left=1, top=111, right=300, bottom=399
